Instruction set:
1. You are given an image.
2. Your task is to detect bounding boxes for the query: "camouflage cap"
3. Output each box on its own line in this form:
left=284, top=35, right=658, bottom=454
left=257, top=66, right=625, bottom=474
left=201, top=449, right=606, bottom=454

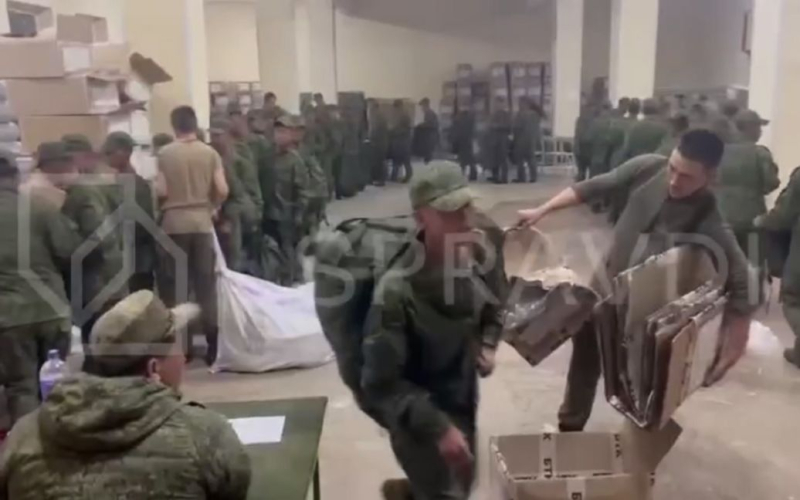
left=736, top=109, right=769, bottom=126
left=90, top=291, right=200, bottom=368
left=36, top=141, right=71, bottom=167
left=102, top=132, right=136, bottom=154
left=62, top=134, right=94, bottom=153
left=275, top=114, right=305, bottom=129
left=410, top=161, right=476, bottom=211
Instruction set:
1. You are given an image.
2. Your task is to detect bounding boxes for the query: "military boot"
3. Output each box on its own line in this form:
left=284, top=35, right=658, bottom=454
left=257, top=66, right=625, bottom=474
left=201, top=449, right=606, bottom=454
left=381, top=479, right=414, bottom=500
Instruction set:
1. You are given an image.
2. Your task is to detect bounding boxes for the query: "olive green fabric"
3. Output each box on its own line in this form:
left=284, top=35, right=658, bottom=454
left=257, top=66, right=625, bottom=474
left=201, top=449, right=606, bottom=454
left=607, top=115, right=637, bottom=170
left=36, top=141, right=71, bottom=165
left=390, top=109, right=413, bottom=182
left=418, top=108, right=440, bottom=162
left=715, top=142, right=780, bottom=230
left=586, top=112, right=615, bottom=177
left=0, top=375, right=251, bottom=500
left=761, top=167, right=800, bottom=306
left=219, top=153, right=253, bottom=271
left=369, top=108, right=390, bottom=184
left=0, top=187, right=81, bottom=328
left=512, top=108, right=542, bottom=181
left=61, top=134, right=93, bottom=154
left=450, top=111, right=476, bottom=177
left=297, top=144, right=329, bottom=239
left=409, top=161, right=475, bottom=211
left=487, top=108, right=512, bottom=182
left=264, top=149, right=310, bottom=227
left=656, top=135, right=679, bottom=157
left=574, top=108, right=597, bottom=179
left=233, top=140, right=264, bottom=228
left=619, top=116, right=669, bottom=163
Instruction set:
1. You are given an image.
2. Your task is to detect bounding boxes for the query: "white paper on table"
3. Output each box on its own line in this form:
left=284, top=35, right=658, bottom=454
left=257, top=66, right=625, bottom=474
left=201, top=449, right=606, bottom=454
left=229, top=416, right=286, bottom=445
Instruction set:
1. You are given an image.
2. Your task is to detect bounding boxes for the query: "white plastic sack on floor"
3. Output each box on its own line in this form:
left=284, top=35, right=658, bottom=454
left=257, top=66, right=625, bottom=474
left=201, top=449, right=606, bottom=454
left=747, top=320, right=783, bottom=357
left=212, top=237, right=334, bottom=373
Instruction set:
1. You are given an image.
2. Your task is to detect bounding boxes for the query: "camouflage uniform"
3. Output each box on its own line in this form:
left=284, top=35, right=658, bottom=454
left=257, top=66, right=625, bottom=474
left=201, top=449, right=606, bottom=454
left=760, top=168, right=800, bottom=364
left=618, top=115, right=669, bottom=164
left=0, top=150, right=80, bottom=424
left=450, top=110, right=477, bottom=181
left=487, top=108, right=512, bottom=184
left=418, top=107, right=440, bottom=164
left=574, top=106, right=597, bottom=181
left=298, top=143, right=329, bottom=242
left=512, top=106, right=543, bottom=183
left=0, top=290, right=251, bottom=499
left=369, top=107, right=390, bottom=186
left=360, top=163, right=507, bottom=500
left=390, top=108, right=413, bottom=182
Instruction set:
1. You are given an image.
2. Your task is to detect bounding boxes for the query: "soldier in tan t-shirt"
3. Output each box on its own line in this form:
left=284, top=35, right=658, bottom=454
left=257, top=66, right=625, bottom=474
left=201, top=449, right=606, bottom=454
left=155, top=106, right=229, bottom=365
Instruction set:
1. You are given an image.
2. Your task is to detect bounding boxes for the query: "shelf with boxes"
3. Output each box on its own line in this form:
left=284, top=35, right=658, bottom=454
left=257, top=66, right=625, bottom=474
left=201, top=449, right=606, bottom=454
left=210, top=81, right=263, bottom=113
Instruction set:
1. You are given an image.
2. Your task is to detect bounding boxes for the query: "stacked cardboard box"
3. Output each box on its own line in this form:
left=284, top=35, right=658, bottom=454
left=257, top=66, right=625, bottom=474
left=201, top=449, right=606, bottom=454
left=0, top=5, right=171, bottom=153
left=211, top=82, right=263, bottom=113
left=456, top=63, right=473, bottom=81
left=489, top=63, right=510, bottom=112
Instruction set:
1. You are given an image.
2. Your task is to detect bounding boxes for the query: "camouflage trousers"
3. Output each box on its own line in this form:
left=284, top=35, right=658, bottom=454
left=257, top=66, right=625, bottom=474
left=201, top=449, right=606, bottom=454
left=390, top=414, right=476, bottom=500
left=0, top=320, right=71, bottom=425
left=558, top=321, right=600, bottom=432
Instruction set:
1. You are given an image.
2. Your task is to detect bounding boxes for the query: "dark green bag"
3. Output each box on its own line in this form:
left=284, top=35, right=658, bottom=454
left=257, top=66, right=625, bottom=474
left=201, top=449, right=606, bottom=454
left=314, top=217, right=416, bottom=400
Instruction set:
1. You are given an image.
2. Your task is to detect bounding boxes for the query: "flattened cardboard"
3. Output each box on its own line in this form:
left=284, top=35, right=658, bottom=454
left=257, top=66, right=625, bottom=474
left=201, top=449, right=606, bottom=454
left=56, top=13, right=108, bottom=44
left=129, top=53, right=172, bottom=85
left=513, top=475, right=639, bottom=500
left=6, top=74, right=122, bottom=116
left=5, top=1, right=54, bottom=37
left=0, top=38, right=91, bottom=78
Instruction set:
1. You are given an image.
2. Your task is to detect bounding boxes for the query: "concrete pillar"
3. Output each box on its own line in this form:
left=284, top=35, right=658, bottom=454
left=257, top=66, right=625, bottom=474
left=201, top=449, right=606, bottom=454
left=294, top=0, right=338, bottom=103
left=749, top=0, right=800, bottom=182
left=256, top=0, right=299, bottom=112
left=609, top=0, right=659, bottom=102
left=552, top=0, right=584, bottom=137
left=124, top=0, right=209, bottom=132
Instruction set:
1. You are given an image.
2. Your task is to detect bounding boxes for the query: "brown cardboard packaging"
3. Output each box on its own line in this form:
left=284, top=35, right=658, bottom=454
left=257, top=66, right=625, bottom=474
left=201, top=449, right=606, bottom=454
left=5, top=1, right=54, bottom=37
left=123, top=52, right=172, bottom=103
left=491, top=420, right=682, bottom=500
left=6, top=74, right=122, bottom=116
left=0, top=38, right=91, bottom=78
left=56, top=13, right=109, bottom=44
left=18, top=113, right=131, bottom=152
left=91, top=43, right=130, bottom=72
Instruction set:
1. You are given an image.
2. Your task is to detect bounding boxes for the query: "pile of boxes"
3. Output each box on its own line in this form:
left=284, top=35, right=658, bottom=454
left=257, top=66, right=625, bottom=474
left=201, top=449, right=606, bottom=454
left=0, top=2, right=171, bottom=158
left=210, top=81, right=263, bottom=113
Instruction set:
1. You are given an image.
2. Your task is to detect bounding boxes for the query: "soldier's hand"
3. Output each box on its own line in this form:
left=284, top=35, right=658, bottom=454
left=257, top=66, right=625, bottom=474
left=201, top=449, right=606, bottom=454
left=437, top=425, right=473, bottom=477
left=705, top=313, right=751, bottom=386
left=477, top=346, right=497, bottom=378
left=517, top=207, right=547, bottom=227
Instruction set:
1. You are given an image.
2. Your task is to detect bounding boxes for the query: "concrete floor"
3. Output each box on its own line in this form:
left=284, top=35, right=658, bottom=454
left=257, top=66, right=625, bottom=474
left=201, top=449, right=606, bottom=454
left=184, top=169, right=800, bottom=500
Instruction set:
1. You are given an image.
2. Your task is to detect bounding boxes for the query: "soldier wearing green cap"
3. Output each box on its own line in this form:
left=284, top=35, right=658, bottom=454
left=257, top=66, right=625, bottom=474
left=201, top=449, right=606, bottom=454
left=262, top=115, right=311, bottom=284
left=60, top=135, right=126, bottom=355
left=0, top=149, right=82, bottom=425
left=715, top=109, right=779, bottom=289
left=103, top=132, right=157, bottom=292
left=359, top=161, right=507, bottom=500
left=0, top=290, right=252, bottom=499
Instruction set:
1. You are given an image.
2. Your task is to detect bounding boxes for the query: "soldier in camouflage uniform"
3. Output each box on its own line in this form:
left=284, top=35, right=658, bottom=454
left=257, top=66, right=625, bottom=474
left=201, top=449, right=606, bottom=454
left=0, top=149, right=81, bottom=425
left=715, top=110, right=780, bottom=288
left=418, top=98, right=440, bottom=164
left=488, top=97, right=512, bottom=184
left=362, top=162, right=507, bottom=500
left=586, top=102, right=615, bottom=178
left=327, top=105, right=346, bottom=199
left=450, top=107, right=477, bottom=181
left=389, top=99, right=413, bottom=183
left=229, top=110, right=264, bottom=231
left=656, top=113, right=690, bottom=157
left=618, top=98, right=670, bottom=163
left=758, top=168, right=800, bottom=368
left=0, top=290, right=251, bottom=499
left=296, top=118, right=329, bottom=244
left=262, top=116, right=311, bottom=284
left=574, top=104, right=597, bottom=182
left=60, top=135, right=126, bottom=357
left=512, top=97, right=545, bottom=183
left=368, top=99, right=390, bottom=186
left=608, top=98, right=639, bottom=170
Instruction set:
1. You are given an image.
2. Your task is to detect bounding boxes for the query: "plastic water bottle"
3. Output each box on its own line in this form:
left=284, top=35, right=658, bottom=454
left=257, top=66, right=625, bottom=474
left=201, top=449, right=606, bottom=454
left=39, top=350, right=68, bottom=401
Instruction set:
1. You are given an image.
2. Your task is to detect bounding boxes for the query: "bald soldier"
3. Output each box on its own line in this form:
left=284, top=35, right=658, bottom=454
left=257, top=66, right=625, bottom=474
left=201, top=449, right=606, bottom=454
left=0, top=291, right=251, bottom=499
left=715, top=110, right=780, bottom=270
left=518, top=130, right=757, bottom=432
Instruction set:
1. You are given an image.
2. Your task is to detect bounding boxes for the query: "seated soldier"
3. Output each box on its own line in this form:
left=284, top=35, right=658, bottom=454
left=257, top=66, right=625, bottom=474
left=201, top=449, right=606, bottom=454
left=0, top=290, right=251, bottom=500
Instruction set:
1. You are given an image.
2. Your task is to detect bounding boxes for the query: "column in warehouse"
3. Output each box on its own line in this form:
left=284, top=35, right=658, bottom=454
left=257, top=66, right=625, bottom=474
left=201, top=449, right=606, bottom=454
left=749, top=0, right=800, bottom=182
left=608, top=0, right=660, bottom=103
left=256, top=0, right=299, bottom=111
left=124, top=0, right=209, bottom=131
left=294, top=0, right=337, bottom=103
left=552, top=0, right=584, bottom=137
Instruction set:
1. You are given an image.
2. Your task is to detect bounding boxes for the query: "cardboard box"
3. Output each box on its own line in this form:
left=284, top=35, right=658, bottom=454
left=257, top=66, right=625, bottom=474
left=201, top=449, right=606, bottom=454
left=123, top=52, right=172, bottom=102
left=5, top=1, right=54, bottom=37
left=6, top=74, right=122, bottom=116
left=490, top=63, right=508, bottom=80
left=456, top=63, right=473, bottom=80
left=91, top=43, right=130, bottom=72
left=491, top=421, right=682, bottom=500
left=18, top=113, right=132, bottom=152
left=509, top=62, right=527, bottom=81
left=0, top=38, right=91, bottom=78
left=56, top=13, right=109, bottom=44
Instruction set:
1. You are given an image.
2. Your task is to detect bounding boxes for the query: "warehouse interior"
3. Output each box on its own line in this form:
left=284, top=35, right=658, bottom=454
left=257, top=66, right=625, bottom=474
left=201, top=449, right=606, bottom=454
left=2, top=0, right=800, bottom=499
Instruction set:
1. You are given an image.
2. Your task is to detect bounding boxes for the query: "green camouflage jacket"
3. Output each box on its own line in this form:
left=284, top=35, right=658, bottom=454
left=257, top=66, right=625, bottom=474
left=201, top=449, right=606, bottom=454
left=620, top=117, right=669, bottom=163
left=264, top=148, right=310, bottom=228
left=234, top=141, right=264, bottom=224
left=0, top=375, right=251, bottom=500
left=715, top=142, right=780, bottom=230
left=608, top=116, right=637, bottom=169
left=760, top=168, right=800, bottom=304
left=298, top=144, right=329, bottom=201
left=61, top=180, right=126, bottom=306
left=222, top=153, right=257, bottom=228
left=0, top=186, right=81, bottom=329
left=513, top=109, right=542, bottom=152
left=360, top=213, right=507, bottom=440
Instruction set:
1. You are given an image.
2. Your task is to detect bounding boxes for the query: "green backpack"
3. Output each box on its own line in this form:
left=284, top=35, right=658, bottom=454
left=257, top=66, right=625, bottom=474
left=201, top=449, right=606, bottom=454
left=314, top=217, right=416, bottom=402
